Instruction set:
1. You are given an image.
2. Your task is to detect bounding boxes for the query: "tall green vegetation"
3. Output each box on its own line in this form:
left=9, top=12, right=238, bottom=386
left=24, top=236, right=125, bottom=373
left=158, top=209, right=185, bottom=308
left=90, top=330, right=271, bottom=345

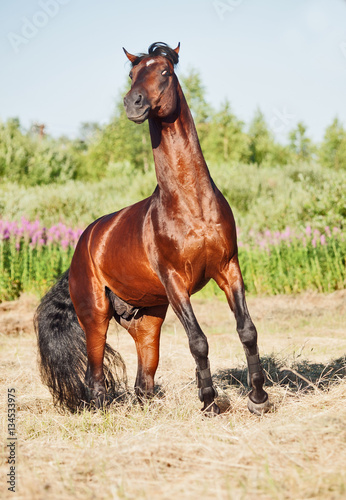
left=202, top=100, right=250, bottom=164
left=0, top=118, right=80, bottom=185
left=318, top=118, right=346, bottom=170
left=81, top=84, right=152, bottom=180
left=289, top=122, right=314, bottom=162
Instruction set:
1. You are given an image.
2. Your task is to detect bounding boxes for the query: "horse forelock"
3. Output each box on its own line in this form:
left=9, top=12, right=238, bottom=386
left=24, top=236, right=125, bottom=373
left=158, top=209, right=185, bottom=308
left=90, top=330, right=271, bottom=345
left=130, top=42, right=179, bottom=68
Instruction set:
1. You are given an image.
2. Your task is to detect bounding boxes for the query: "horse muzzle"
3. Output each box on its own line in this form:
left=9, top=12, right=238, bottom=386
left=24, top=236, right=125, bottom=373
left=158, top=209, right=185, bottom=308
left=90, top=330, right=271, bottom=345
left=124, top=91, right=151, bottom=123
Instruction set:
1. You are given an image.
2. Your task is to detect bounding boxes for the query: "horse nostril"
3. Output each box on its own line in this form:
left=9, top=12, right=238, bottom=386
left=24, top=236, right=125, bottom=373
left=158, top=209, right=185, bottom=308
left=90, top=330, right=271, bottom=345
left=135, top=94, right=142, bottom=106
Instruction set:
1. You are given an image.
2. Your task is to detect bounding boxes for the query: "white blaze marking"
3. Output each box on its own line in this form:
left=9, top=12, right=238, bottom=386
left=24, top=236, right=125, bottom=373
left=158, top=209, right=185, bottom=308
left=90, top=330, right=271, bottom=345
left=146, top=59, right=156, bottom=66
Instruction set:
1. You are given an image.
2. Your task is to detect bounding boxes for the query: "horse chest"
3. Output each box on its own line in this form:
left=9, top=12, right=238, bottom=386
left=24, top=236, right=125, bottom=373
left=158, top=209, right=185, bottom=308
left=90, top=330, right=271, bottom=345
left=149, top=191, right=236, bottom=287
left=175, top=220, right=233, bottom=280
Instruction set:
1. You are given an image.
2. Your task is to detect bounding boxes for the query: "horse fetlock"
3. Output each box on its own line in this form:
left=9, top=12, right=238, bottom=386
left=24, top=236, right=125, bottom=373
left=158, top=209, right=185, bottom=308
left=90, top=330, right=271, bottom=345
left=247, top=369, right=265, bottom=388
left=252, top=370, right=265, bottom=385
left=135, top=384, right=154, bottom=404
left=198, top=385, right=218, bottom=403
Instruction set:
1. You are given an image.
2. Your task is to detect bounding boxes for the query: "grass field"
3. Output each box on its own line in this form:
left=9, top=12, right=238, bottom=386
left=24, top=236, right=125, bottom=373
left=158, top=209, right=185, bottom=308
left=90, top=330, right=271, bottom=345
left=1, top=292, right=346, bottom=499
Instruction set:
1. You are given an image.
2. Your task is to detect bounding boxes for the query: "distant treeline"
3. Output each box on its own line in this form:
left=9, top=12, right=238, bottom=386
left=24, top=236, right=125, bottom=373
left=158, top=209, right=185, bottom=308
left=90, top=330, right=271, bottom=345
left=1, top=69, right=346, bottom=185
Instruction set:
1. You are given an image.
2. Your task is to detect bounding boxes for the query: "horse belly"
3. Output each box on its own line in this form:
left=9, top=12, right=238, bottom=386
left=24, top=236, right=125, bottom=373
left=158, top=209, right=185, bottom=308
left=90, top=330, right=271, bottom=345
left=105, top=261, right=167, bottom=307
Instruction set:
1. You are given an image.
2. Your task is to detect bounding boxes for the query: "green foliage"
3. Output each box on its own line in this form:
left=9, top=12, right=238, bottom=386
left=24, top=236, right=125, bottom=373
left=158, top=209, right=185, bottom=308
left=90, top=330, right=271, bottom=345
left=210, top=162, right=346, bottom=233
left=246, top=109, right=291, bottom=167
left=289, top=122, right=313, bottom=162
left=201, top=100, right=250, bottom=164
left=300, top=174, right=346, bottom=228
left=199, top=232, right=346, bottom=298
left=319, top=117, right=346, bottom=170
left=0, top=118, right=33, bottom=180
left=0, top=165, right=157, bottom=227
left=238, top=235, right=346, bottom=295
left=0, top=118, right=79, bottom=185
left=0, top=162, right=344, bottom=234
left=81, top=85, right=152, bottom=180
left=180, top=68, right=211, bottom=125
left=26, top=140, right=78, bottom=185
left=79, top=122, right=102, bottom=144
left=0, top=238, right=74, bottom=300
left=248, top=109, right=276, bottom=165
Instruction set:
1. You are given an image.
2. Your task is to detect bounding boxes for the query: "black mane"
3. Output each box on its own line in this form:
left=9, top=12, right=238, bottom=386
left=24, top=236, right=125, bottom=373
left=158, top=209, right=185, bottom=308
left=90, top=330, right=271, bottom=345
left=131, top=42, right=179, bottom=67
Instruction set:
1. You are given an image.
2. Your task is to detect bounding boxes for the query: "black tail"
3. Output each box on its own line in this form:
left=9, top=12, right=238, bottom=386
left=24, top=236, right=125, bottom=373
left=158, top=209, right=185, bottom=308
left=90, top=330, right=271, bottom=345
left=35, top=269, right=127, bottom=412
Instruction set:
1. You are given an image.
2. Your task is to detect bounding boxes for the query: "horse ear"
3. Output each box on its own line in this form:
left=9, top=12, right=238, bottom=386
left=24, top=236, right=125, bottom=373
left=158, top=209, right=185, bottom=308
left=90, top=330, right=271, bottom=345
left=123, top=47, right=137, bottom=64
left=173, top=42, right=180, bottom=55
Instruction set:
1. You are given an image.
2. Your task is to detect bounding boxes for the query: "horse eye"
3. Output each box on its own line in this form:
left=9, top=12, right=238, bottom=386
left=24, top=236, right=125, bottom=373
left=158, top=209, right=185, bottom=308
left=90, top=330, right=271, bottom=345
left=129, top=72, right=133, bottom=80
left=161, top=70, right=169, bottom=76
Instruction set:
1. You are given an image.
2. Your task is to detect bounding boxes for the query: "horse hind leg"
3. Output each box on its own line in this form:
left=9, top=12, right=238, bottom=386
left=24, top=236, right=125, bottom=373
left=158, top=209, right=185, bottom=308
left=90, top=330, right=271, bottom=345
left=117, top=304, right=168, bottom=402
left=70, top=280, right=119, bottom=409
left=83, top=321, right=127, bottom=409
left=82, top=315, right=112, bottom=408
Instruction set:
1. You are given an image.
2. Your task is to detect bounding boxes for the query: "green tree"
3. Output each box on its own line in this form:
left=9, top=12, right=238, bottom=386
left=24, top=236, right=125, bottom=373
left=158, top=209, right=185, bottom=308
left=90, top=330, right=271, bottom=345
left=79, top=122, right=102, bottom=144
left=180, top=68, right=212, bottom=145
left=180, top=67, right=211, bottom=124
left=0, top=118, right=78, bottom=185
left=82, top=83, right=152, bottom=180
left=202, top=100, right=249, bottom=163
left=248, top=109, right=275, bottom=165
left=26, top=140, right=77, bottom=185
left=0, top=118, right=33, bottom=180
left=319, top=117, right=346, bottom=170
left=289, top=122, right=313, bottom=162
left=248, top=109, right=290, bottom=166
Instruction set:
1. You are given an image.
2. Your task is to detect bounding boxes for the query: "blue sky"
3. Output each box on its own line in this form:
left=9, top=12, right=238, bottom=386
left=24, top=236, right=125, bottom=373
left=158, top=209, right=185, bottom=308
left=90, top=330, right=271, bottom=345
left=1, top=0, right=346, bottom=142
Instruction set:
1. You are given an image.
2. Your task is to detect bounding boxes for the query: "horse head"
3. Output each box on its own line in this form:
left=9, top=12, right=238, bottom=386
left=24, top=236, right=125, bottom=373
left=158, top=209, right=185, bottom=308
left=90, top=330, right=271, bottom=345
left=123, top=42, right=180, bottom=123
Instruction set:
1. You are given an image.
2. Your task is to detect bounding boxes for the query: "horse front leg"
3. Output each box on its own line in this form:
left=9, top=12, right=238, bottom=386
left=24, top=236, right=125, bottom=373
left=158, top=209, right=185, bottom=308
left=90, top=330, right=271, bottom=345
left=163, top=273, right=220, bottom=415
left=216, top=255, right=270, bottom=415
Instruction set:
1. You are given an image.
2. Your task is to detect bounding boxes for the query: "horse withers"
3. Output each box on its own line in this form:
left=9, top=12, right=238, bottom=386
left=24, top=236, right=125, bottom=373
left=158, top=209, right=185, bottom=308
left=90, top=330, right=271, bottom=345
left=35, top=42, right=270, bottom=416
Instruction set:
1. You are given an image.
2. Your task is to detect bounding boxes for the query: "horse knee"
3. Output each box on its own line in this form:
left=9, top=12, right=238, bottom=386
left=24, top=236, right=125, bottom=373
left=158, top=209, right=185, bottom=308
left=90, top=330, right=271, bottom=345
left=189, top=333, right=208, bottom=360
left=237, top=319, right=257, bottom=350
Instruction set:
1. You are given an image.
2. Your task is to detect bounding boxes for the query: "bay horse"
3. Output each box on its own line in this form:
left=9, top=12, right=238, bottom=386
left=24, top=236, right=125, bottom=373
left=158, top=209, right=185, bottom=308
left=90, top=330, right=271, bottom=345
left=36, top=42, right=270, bottom=415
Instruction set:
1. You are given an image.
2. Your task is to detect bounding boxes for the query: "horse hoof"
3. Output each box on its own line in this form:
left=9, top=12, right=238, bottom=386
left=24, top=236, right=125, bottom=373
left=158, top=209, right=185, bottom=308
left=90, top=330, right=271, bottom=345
left=247, top=397, right=271, bottom=416
left=91, top=391, right=108, bottom=410
left=202, top=402, right=220, bottom=417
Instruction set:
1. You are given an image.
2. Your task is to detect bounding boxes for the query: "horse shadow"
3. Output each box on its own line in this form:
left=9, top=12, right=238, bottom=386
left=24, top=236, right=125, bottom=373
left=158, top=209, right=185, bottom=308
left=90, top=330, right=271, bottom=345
left=154, top=355, right=346, bottom=414
left=213, top=354, right=346, bottom=396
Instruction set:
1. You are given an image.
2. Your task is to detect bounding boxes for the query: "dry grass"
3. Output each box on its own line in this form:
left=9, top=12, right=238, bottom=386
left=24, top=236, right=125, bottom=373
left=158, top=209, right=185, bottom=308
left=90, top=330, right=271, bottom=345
left=1, top=292, right=346, bottom=499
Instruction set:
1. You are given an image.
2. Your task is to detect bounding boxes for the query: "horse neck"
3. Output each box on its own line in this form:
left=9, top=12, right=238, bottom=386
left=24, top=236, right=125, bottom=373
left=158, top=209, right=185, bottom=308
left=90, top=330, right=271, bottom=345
left=149, top=82, right=214, bottom=205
